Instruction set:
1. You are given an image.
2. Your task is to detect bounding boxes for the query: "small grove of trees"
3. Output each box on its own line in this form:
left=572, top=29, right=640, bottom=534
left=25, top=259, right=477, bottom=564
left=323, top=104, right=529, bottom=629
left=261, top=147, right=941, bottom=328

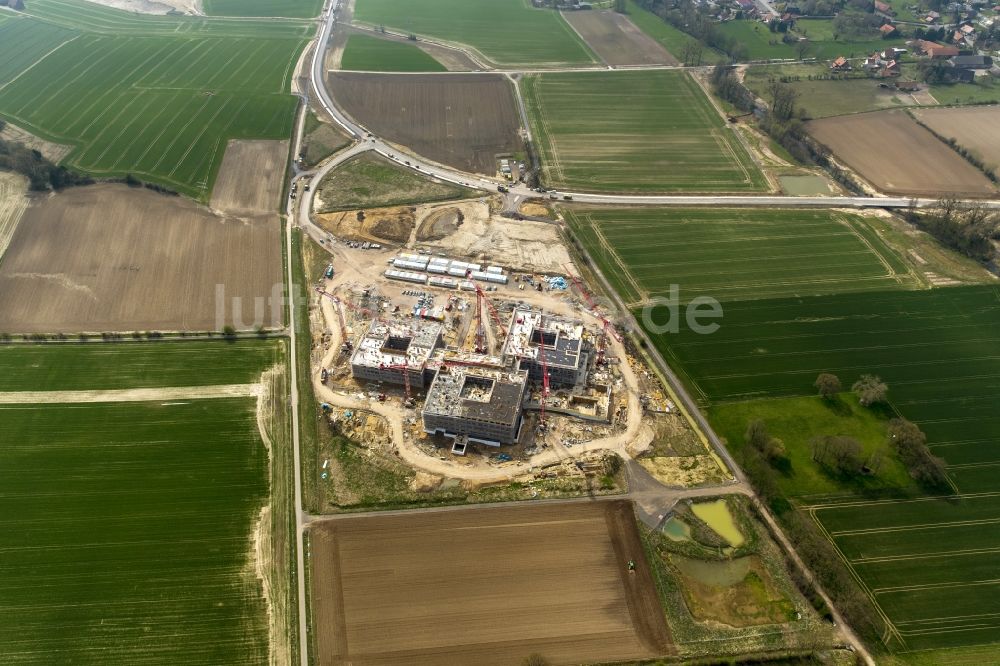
left=808, top=434, right=885, bottom=475
left=814, top=372, right=842, bottom=399
left=904, top=199, right=999, bottom=264
left=0, top=133, right=92, bottom=192
left=888, top=418, right=951, bottom=490
left=852, top=374, right=888, bottom=407
left=745, top=420, right=786, bottom=461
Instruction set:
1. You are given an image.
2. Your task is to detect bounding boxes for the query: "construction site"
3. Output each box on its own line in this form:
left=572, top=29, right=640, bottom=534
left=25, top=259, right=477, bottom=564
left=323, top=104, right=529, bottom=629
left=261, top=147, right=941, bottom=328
left=305, top=207, right=728, bottom=494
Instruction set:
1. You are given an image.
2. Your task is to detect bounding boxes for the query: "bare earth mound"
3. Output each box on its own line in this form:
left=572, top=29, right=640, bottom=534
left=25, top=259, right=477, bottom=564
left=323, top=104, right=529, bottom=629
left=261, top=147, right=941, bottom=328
left=310, top=500, right=671, bottom=666
left=563, top=10, right=678, bottom=65
left=0, top=184, right=281, bottom=333
left=807, top=110, right=997, bottom=197
left=414, top=201, right=571, bottom=272
left=327, top=72, right=521, bottom=174
left=912, top=105, right=1000, bottom=178
left=211, top=140, right=289, bottom=215
left=316, top=206, right=415, bottom=245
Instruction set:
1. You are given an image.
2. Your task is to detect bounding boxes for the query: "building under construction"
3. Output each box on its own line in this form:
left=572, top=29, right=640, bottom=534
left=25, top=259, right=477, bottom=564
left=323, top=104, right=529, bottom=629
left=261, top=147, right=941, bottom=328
left=503, top=308, right=590, bottom=388
left=350, top=318, right=442, bottom=388
left=422, top=366, right=529, bottom=446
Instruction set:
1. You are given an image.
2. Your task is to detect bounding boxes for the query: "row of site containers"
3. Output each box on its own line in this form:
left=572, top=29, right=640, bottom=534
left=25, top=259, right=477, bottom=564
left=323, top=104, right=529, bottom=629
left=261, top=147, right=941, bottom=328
left=469, top=271, right=508, bottom=284
left=428, top=276, right=458, bottom=288
left=384, top=269, right=427, bottom=284
left=393, top=259, right=427, bottom=271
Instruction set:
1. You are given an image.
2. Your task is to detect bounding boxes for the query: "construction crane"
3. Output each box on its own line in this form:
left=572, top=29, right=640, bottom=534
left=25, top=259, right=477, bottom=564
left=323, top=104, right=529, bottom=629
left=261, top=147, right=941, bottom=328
left=538, top=312, right=550, bottom=429
left=473, top=288, right=487, bottom=354
left=474, top=282, right=508, bottom=338
left=379, top=360, right=415, bottom=407
left=563, top=269, right=621, bottom=365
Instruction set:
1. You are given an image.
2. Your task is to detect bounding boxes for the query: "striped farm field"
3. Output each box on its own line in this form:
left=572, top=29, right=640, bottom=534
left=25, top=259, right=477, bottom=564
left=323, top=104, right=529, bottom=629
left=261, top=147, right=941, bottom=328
left=566, top=207, right=918, bottom=305
left=0, top=398, right=270, bottom=664
left=353, top=0, right=596, bottom=66
left=524, top=70, right=768, bottom=193
left=0, top=339, right=286, bottom=392
left=203, top=0, right=323, bottom=18
left=0, top=1, right=307, bottom=199
left=813, top=493, right=1000, bottom=654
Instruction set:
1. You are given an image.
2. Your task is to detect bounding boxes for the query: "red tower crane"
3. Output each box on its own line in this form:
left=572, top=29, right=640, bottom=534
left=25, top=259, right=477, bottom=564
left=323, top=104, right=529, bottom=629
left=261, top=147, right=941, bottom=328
left=538, top=313, right=550, bottom=428
left=473, top=288, right=487, bottom=354
left=563, top=269, right=620, bottom=365
left=379, top=360, right=414, bottom=406
left=474, top=283, right=508, bottom=339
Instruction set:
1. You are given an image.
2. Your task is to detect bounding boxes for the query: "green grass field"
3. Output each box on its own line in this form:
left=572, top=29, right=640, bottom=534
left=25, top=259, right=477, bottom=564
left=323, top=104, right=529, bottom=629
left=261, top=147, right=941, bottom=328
left=0, top=1, right=308, bottom=199
left=566, top=207, right=917, bottom=304
left=0, top=398, right=270, bottom=664
left=352, top=0, right=596, bottom=66
left=524, top=71, right=767, bottom=193
left=710, top=394, right=917, bottom=500
left=340, top=34, right=446, bottom=72
left=314, top=152, right=475, bottom=212
left=622, top=0, right=710, bottom=59
left=0, top=339, right=285, bottom=391
left=718, top=18, right=905, bottom=61
left=203, top=0, right=323, bottom=18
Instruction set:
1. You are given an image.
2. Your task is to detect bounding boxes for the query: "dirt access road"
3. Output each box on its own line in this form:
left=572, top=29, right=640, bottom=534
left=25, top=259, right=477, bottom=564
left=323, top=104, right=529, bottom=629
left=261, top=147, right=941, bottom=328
left=310, top=499, right=671, bottom=666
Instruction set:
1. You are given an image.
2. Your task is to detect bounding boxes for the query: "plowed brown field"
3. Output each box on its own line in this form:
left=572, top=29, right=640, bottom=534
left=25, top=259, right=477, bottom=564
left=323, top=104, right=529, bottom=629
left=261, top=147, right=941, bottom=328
left=563, top=10, right=677, bottom=65
left=211, top=139, right=288, bottom=215
left=912, top=105, right=1000, bottom=178
left=309, top=500, right=671, bottom=666
left=807, top=110, right=997, bottom=197
left=327, top=72, right=521, bottom=174
left=0, top=184, right=282, bottom=333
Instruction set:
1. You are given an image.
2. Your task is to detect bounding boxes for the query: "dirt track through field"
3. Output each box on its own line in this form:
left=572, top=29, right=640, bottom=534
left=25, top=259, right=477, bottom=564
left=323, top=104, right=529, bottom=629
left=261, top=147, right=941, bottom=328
left=0, top=184, right=282, bottom=333
left=211, top=140, right=288, bottom=215
left=309, top=500, right=671, bottom=666
left=0, top=383, right=260, bottom=404
left=327, top=72, right=521, bottom=174
left=562, top=10, right=677, bottom=65
left=807, top=110, right=997, bottom=197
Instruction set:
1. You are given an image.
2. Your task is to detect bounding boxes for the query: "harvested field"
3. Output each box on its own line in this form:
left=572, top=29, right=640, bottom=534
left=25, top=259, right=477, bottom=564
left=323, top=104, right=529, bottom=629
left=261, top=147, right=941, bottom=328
left=415, top=200, right=572, bottom=272
left=328, top=72, right=522, bottom=174
left=309, top=500, right=671, bottom=666
left=0, top=184, right=282, bottom=333
left=0, top=171, right=29, bottom=261
left=562, top=10, right=677, bottom=66
left=912, top=105, right=1000, bottom=178
left=807, top=110, right=997, bottom=197
left=211, top=140, right=288, bottom=215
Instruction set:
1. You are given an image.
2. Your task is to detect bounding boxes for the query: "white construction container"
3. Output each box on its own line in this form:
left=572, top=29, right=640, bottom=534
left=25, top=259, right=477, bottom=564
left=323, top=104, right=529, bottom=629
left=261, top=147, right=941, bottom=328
left=384, top=269, right=427, bottom=284
left=428, top=276, right=458, bottom=288
left=426, top=264, right=447, bottom=274
left=486, top=266, right=503, bottom=274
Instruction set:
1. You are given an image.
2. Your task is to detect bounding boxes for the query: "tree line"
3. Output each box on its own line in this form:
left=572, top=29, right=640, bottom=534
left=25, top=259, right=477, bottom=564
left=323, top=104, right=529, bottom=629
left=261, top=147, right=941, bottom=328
left=0, top=122, right=91, bottom=191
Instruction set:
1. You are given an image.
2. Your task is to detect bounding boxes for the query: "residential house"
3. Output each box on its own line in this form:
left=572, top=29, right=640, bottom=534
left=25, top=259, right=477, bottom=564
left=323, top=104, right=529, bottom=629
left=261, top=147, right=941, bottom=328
left=950, top=54, right=994, bottom=67
left=880, top=59, right=902, bottom=76
left=881, top=23, right=899, bottom=36
left=874, top=0, right=894, bottom=14
left=831, top=55, right=852, bottom=70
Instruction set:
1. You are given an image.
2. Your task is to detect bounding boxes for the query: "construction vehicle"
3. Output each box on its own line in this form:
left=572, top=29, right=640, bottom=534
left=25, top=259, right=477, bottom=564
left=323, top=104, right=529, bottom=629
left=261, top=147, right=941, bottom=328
left=324, top=263, right=334, bottom=279
left=497, top=184, right=509, bottom=193
left=379, top=360, right=415, bottom=407
left=320, top=368, right=328, bottom=382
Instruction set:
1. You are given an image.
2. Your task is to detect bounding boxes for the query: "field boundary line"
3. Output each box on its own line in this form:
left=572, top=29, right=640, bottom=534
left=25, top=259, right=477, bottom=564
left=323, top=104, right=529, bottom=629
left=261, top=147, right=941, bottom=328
left=0, top=383, right=261, bottom=404
left=855, top=545, right=1000, bottom=564
left=169, top=96, right=248, bottom=178
left=805, top=490, right=1000, bottom=511
left=809, top=508, right=903, bottom=647
left=0, top=33, right=79, bottom=95
left=587, top=214, right=645, bottom=304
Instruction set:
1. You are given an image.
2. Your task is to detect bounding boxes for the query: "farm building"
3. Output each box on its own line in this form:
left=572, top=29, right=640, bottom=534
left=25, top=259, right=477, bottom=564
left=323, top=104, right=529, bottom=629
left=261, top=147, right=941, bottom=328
left=350, top=317, right=443, bottom=388
left=503, top=308, right=591, bottom=388
left=950, top=54, right=993, bottom=69
left=422, top=366, right=529, bottom=446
